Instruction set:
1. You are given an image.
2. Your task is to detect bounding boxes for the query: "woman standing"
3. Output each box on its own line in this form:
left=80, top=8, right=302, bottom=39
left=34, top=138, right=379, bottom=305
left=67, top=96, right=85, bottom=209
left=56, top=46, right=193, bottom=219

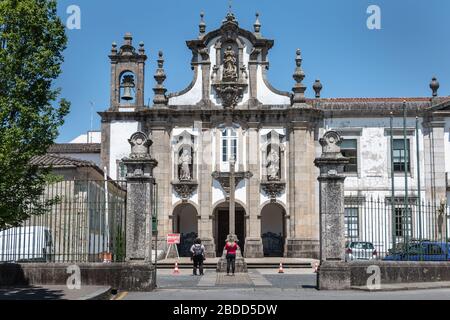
left=224, top=239, right=239, bottom=276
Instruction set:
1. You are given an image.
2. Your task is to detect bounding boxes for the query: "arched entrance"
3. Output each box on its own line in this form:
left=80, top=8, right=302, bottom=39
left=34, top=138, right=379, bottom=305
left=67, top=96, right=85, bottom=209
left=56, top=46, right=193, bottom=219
left=261, top=203, right=286, bottom=257
left=213, top=202, right=246, bottom=257
left=172, top=203, right=198, bottom=257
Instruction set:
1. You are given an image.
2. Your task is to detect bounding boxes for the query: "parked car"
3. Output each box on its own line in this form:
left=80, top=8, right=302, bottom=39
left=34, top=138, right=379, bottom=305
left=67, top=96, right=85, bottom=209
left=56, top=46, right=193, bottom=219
left=345, top=241, right=377, bottom=261
left=0, top=226, right=53, bottom=262
left=384, top=241, right=450, bottom=261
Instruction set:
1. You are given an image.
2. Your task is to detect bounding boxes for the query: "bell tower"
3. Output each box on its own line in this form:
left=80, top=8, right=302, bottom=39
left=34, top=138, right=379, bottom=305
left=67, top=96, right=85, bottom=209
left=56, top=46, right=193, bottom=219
left=109, top=33, right=147, bottom=110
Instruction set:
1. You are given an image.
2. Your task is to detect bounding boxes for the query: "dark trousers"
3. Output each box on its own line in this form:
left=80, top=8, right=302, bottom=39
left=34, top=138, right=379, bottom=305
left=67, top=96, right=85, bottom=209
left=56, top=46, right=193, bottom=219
left=226, top=254, right=236, bottom=274
left=193, top=255, right=204, bottom=275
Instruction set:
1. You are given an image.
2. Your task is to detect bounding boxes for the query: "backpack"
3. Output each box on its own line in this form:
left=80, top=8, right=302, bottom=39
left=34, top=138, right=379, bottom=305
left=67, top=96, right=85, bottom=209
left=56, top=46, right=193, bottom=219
left=192, top=244, right=204, bottom=257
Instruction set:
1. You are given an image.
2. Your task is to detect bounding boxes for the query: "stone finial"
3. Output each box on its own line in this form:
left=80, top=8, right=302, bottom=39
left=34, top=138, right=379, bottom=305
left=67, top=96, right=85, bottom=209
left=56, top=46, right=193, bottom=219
left=199, top=12, right=206, bottom=36
left=124, top=32, right=133, bottom=46
left=254, top=12, right=261, bottom=34
left=111, top=42, right=118, bottom=55
left=153, top=51, right=168, bottom=106
left=128, top=132, right=153, bottom=159
left=430, top=76, right=440, bottom=97
left=139, top=41, right=145, bottom=55
left=313, top=79, right=323, bottom=98
left=315, top=131, right=349, bottom=177
left=292, top=49, right=307, bottom=105
left=319, top=131, right=343, bottom=154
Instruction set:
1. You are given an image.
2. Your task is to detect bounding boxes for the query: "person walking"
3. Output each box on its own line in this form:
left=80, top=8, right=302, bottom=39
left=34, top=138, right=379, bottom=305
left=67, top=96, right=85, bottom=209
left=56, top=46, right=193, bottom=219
left=190, top=238, right=205, bottom=276
left=224, top=239, right=239, bottom=276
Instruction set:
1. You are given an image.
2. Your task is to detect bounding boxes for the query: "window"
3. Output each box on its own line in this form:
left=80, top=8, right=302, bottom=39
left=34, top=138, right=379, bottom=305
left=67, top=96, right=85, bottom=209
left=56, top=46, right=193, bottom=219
left=345, top=208, right=359, bottom=241
left=221, top=128, right=238, bottom=163
left=394, top=207, right=412, bottom=238
left=393, top=139, right=410, bottom=173
left=341, top=139, right=358, bottom=173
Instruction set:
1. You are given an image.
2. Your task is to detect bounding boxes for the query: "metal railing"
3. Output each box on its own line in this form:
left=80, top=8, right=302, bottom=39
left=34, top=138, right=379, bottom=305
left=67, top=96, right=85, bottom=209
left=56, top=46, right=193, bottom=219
left=0, top=180, right=127, bottom=263
left=345, top=196, right=449, bottom=261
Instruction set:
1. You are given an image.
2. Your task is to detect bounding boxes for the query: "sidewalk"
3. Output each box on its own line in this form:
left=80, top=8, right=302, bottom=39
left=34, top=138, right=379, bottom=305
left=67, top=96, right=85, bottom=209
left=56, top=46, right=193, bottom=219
left=0, top=285, right=111, bottom=300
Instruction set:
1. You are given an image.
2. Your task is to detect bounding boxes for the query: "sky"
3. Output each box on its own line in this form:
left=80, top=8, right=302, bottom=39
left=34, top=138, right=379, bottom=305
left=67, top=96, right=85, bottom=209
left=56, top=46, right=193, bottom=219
left=54, top=0, right=450, bottom=142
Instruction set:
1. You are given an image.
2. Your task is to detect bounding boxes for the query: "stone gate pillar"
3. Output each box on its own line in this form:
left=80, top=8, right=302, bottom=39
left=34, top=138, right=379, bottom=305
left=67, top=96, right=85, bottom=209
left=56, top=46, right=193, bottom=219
left=314, top=131, right=350, bottom=290
left=123, top=132, right=158, bottom=262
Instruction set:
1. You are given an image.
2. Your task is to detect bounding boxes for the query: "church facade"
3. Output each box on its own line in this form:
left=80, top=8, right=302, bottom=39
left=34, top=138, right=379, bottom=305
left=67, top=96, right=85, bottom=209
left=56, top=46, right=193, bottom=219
left=99, top=12, right=450, bottom=258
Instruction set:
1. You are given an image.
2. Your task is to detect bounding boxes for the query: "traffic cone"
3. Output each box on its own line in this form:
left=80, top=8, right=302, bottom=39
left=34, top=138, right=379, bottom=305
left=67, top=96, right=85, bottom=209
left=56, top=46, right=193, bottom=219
left=278, top=262, right=284, bottom=274
left=173, top=261, right=180, bottom=275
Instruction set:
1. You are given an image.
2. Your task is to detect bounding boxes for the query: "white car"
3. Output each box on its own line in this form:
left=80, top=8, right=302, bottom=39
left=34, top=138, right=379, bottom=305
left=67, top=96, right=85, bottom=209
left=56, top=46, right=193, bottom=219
left=345, top=241, right=377, bottom=261
left=0, top=226, right=53, bottom=262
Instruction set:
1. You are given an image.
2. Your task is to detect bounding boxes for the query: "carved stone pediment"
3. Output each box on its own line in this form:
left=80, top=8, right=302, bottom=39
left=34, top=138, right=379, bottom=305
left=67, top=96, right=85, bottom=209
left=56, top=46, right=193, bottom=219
left=172, top=180, right=198, bottom=202
left=212, top=171, right=253, bottom=195
left=261, top=181, right=286, bottom=201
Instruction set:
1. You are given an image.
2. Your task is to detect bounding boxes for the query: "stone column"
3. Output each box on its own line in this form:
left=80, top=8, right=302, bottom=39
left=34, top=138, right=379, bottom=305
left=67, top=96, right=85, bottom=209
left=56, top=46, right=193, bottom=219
left=244, top=126, right=264, bottom=258
left=423, top=116, right=446, bottom=204
left=198, top=128, right=215, bottom=258
left=314, top=131, right=350, bottom=290
left=286, top=123, right=319, bottom=258
left=123, top=132, right=158, bottom=262
left=151, top=128, right=172, bottom=251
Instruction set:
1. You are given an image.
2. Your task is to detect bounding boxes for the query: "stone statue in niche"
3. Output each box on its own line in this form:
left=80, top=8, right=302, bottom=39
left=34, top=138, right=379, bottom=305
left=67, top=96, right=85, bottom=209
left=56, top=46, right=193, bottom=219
left=179, top=149, right=192, bottom=181
left=267, top=148, right=280, bottom=181
left=222, top=45, right=237, bottom=81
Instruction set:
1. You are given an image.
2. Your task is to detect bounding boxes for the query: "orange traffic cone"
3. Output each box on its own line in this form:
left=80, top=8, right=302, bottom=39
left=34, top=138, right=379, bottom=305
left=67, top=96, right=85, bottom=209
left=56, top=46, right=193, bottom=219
left=173, top=261, right=180, bottom=275
left=278, top=262, right=284, bottom=274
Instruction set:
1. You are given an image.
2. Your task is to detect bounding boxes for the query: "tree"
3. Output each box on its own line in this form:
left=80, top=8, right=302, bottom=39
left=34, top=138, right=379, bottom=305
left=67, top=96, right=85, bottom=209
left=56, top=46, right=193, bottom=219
left=0, top=0, right=70, bottom=229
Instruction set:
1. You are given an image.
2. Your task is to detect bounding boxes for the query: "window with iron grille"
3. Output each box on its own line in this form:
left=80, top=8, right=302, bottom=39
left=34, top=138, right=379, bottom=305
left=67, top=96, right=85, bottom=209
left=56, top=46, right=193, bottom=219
left=394, top=207, right=412, bottom=238
left=341, top=139, right=357, bottom=173
left=393, top=139, right=410, bottom=173
left=345, top=207, right=359, bottom=241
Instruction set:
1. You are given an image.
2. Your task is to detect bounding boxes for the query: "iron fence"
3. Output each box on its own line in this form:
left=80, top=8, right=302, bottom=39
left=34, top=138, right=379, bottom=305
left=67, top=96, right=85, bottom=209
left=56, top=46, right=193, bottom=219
left=345, top=196, right=450, bottom=261
left=0, top=180, right=127, bottom=263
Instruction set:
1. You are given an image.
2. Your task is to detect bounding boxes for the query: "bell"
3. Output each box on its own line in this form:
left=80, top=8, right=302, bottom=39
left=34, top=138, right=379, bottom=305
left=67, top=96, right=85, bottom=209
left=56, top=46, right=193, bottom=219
left=120, top=74, right=135, bottom=101
left=121, top=86, right=133, bottom=101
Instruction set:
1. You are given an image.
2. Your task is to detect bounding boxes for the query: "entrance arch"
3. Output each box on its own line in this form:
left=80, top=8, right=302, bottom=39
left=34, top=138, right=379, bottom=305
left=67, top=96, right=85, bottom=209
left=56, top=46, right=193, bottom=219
left=172, top=203, right=198, bottom=257
left=260, top=203, right=286, bottom=257
left=213, top=202, right=246, bottom=257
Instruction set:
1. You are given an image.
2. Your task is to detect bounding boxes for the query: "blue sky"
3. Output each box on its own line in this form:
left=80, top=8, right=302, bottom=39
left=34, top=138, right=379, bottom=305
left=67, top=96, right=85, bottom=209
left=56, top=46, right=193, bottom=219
left=55, top=0, right=450, bottom=142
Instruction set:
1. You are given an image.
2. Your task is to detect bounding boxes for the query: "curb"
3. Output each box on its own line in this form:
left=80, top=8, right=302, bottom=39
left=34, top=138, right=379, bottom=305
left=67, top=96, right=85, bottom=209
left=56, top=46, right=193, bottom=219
left=79, top=287, right=112, bottom=300
left=351, top=282, right=450, bottom=292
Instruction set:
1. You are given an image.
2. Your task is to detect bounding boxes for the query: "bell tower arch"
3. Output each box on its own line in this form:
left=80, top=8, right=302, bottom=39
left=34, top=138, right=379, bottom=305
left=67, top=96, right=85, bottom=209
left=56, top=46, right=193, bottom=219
left=109, top=33, right=147, bottom=110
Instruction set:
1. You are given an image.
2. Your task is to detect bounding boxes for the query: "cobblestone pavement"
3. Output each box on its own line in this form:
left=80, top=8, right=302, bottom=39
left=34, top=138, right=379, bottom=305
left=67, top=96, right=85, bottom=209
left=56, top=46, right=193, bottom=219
left=154, top=268, right=316, bottom=289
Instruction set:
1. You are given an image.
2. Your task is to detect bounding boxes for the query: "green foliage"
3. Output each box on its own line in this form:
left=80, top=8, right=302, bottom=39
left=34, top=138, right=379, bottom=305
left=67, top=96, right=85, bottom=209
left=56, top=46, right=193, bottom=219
left=114, top=228, right=125, bottom=262
left=0, top=0, right=70, bottom=229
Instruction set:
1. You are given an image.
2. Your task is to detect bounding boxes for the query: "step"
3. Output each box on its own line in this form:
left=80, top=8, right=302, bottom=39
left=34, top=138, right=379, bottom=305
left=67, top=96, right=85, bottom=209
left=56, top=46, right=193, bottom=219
left=157, top=258, right=317, bottom=269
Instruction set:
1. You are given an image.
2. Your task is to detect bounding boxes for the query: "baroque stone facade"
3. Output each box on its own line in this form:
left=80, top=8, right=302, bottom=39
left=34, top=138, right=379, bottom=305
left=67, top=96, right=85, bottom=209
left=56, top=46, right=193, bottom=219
left=99, top=12, right=450, bottom=259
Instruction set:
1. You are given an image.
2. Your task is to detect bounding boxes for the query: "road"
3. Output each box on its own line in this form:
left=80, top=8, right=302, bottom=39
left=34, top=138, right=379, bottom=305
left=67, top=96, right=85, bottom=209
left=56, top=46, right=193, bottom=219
left=121, top=268, right=450, bottom=300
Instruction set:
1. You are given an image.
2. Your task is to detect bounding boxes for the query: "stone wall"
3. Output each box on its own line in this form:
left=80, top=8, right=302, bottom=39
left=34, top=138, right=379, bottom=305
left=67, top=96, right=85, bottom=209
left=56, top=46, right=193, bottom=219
left=0, top=263, right=156, bottom=292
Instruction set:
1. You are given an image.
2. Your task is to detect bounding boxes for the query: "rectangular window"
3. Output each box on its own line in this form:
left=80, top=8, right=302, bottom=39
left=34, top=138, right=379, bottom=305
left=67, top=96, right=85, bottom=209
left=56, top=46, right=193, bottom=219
left=394, top=207, right=412, bottom=238
left=231, top=139, right=237, bottom=161
left=393, top=139, right=410, bottom=173
left=341, top=139, right=358, bottom=173
left=222, top=139, right=228, bottom=162
left=344, top=208, right=359, bottom=241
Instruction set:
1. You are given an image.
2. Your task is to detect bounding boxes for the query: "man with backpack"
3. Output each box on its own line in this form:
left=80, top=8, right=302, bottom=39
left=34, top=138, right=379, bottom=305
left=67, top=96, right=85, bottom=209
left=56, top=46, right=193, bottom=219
left=190, top=238, right=206, bottom=276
